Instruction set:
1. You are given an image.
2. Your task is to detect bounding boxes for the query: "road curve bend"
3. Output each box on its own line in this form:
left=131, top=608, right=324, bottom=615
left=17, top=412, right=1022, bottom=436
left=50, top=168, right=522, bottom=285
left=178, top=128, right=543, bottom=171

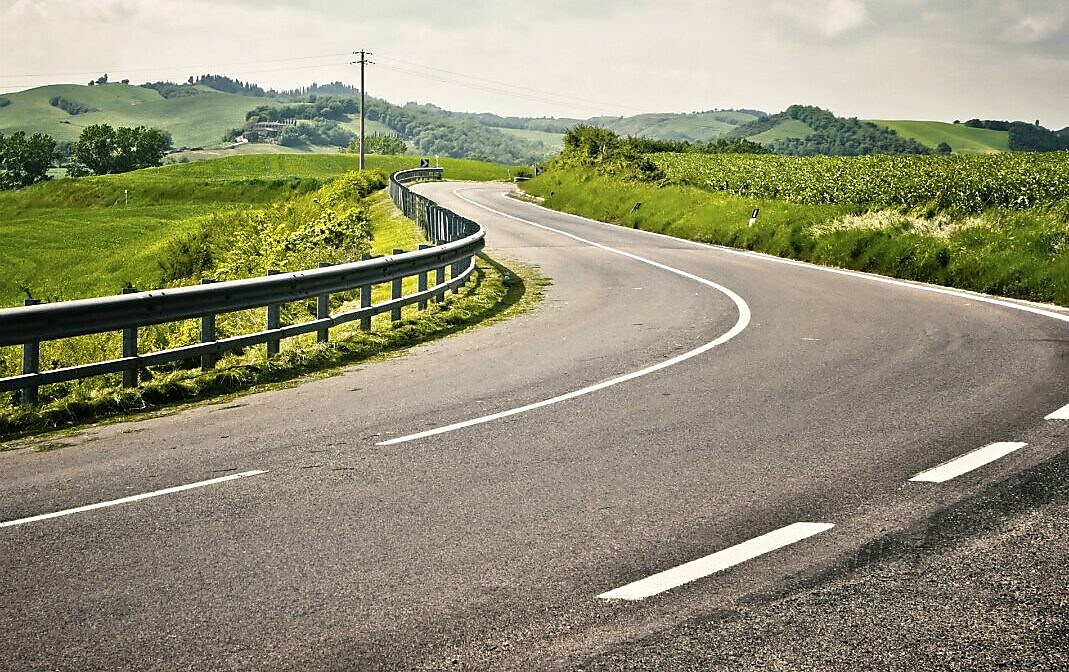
left=1, top=181, right=1066, bottom=670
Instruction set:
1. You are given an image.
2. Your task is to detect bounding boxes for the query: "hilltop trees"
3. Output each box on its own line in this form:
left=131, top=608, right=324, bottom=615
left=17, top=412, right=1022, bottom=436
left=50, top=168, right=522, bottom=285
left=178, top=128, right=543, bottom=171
left=0, top=131, right=57, bottom=189
left=963, top=119, right=1069, bottom=151
left=68, top=124, right=172, bottom=176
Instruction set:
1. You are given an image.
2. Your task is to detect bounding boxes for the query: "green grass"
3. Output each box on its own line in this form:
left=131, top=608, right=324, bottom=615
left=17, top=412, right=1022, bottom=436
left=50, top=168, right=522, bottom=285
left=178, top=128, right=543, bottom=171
left=498, top=128, right=564, bottom=155
left=0, top=153, right=514, bottom=307
left=0, top=204, right=222, bottom=305
left=523, top=168, right=1069, bottom=307
left=749, top=119, right=816, bottom=143
left=870, top=120, right=1010, bottom=154
left=0, top=83, right=257, bottom=147
left=599, top=111, right=758, bottom=142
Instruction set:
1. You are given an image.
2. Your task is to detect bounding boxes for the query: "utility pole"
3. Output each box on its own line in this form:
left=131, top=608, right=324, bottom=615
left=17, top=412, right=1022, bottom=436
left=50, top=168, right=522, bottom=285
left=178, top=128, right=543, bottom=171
left=352, top=50, right=373, bottom=170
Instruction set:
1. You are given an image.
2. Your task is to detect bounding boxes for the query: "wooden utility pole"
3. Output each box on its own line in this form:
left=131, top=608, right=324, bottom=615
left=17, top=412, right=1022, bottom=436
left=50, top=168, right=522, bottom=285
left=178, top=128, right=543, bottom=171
left=352, top=50, right=373, bottom=170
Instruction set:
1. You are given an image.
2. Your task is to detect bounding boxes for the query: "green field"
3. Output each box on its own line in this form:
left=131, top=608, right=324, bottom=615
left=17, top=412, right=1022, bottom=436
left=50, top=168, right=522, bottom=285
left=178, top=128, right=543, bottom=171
left=0, top=83, right=255, bottom=147
left=597, top=111, right=751, bottom=142
left=871, top=120, right=1010, bottom=154
left=498, top=128, right=564, bottom=155
left=750, top=119, right=815, bottom=144
left=0, top=154, right=513, bottom=307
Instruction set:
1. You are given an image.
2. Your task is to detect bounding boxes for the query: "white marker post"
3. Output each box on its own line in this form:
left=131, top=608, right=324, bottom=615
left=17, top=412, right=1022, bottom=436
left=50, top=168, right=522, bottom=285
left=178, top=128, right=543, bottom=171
left=748, top=208, right=759, bottom=227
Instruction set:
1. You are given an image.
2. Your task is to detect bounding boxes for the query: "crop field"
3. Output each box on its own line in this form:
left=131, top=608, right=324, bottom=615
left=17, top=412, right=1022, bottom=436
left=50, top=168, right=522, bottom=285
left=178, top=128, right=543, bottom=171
left=650, top=151, right=1069, bottom=212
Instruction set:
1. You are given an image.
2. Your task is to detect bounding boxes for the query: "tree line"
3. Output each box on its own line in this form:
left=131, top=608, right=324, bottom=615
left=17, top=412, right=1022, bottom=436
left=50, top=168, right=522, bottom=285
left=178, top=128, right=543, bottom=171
left=959, top=119, right=1069, bottom=152
left=228, top=94, right=544, bottom=163
left=728, top=105, right=933, bottom=156
left=0, top=124, right=172, bottom=190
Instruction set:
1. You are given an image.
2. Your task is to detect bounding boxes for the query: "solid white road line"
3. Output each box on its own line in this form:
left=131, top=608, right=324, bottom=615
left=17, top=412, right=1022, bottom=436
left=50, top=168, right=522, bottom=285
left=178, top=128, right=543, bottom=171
left=374, top=189, right=753, bottom=446
left=1045, top=402, right=1069, bottom=420
left=909, top=442, right=1027, bottom=484
left=0, top=470, right=268, bottom=528
left=597, top=522, right=835, bottom=601
left=514, top=189, right=1069, bottom=326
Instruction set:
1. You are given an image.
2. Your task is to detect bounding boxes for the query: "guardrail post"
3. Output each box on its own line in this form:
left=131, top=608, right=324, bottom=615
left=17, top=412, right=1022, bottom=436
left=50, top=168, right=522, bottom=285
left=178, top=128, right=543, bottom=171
left=360, top=254, right=373, bottom=331
left=266, top=270, right=281, bottom=358
left=199, top=279, right=217, bottom=370
left=121, top=287, right=139, bottom=388
left=317, top=262, right=332, bottom=343
left=20, top=298, right=42, bottom=405
left=452, top=255, right=464, bottom=294
left=392, top=249, right=404, bottom=322
left=434, top=262, right=446, bottom=303
left=417, top=245, right=430, bottom=310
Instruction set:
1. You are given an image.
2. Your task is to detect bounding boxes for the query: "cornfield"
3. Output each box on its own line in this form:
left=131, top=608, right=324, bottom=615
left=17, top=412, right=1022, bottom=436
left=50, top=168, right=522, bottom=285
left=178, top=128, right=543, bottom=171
left=650, top=152, right=1069, bottom=213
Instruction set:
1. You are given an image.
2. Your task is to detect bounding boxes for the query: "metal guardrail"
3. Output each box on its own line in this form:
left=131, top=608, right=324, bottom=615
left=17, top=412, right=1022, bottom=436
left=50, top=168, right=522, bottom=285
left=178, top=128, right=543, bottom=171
left=0, top=167, right=484, bottom=404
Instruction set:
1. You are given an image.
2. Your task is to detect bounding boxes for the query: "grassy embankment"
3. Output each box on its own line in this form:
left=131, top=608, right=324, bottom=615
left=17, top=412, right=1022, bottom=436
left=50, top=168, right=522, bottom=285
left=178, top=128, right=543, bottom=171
left=522, top=153, right=1069, bottom=308
left=0, top=154, right=542, bottom=439
left=0, top=153, right=509, bottom=306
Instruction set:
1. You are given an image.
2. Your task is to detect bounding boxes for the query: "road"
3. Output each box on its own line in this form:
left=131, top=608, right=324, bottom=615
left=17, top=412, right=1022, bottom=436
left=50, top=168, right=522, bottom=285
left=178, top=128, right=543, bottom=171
left=1, top=181, right=1067, bottom=671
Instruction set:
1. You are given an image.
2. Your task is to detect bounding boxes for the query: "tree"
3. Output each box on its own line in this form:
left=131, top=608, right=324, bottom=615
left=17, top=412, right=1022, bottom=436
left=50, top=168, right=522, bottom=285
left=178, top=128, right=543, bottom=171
left=69, top=124, right=117, bottom=176
left=0, top=131, right=57, bottom=189
left=350, top=132, right=406, bottom=155
left=936, top=142, right=952, bottom=154
left=68, top=124, right=172, bottom=176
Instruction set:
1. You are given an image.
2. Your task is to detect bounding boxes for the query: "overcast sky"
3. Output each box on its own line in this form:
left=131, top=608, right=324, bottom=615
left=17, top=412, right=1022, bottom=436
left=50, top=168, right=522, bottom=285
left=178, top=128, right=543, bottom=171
left=2, top=0, right=1067, bottom=127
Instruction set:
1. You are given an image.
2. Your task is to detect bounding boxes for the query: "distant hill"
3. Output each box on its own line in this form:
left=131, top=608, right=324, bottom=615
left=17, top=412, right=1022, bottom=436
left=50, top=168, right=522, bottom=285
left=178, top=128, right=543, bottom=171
left=0, top=81, right=548, bottom=164
left=0, top=83, right=253, bottom=148
left=725, top=105, right=933, bottom=155
left=586, top=110, right=766, bottom=143
left=2, top=76, right=1063, bottom=162
left=869, top=120, right=1009, bottom=154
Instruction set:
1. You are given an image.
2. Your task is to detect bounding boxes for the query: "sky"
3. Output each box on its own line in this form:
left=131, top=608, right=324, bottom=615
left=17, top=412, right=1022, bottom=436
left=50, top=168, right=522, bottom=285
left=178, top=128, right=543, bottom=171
left=2, top=0, right=1067, bottom=128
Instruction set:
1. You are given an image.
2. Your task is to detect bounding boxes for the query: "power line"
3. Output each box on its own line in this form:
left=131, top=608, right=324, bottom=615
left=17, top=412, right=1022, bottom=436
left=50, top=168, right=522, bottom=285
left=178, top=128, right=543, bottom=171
left=375, top=53, right=640, bottom=115
left=375, top=62, right=626, bottom=117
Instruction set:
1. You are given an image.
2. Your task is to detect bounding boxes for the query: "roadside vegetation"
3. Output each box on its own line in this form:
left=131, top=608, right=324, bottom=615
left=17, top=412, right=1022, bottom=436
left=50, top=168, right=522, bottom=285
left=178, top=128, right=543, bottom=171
left=0, top=153, right=542, bottom=439
left=523, top=126, right=1069, bottom=307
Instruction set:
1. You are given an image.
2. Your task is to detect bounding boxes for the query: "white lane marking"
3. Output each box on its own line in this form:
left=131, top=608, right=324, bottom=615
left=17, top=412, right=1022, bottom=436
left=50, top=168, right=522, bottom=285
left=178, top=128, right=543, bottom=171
left=0, top=470, right=267, bottom=528
left=597, top=522, right=835, bottom=601
left=1045, top=402, right=1069, bottom=420
left=376, top=190, right=753, bottom=446
left=506, top=189, right=1069, bottom=326
left=909, top=442, right=1027, bottom=483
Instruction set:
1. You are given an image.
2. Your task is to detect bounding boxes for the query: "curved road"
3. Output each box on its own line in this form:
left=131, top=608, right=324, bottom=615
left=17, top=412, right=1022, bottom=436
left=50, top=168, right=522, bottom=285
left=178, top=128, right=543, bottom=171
left=1, top=182, right=1066, bottom=670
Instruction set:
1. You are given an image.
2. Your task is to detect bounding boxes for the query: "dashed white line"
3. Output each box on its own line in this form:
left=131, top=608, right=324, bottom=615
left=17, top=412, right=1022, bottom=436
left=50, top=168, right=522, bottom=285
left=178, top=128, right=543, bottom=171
left=375, top=189, right=752, bottom=446
left=597, top=522, right=835, bottom=601
left=1045, top=402, right=1069, bottom=420
left=909, top=442, right=1027, bottom=483
left=0, top=470, right=267, bottom=528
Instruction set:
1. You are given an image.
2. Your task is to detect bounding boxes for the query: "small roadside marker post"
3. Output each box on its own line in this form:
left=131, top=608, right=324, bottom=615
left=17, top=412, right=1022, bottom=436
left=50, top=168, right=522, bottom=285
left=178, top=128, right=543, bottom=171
left=749, top=208, right=760, bottom=227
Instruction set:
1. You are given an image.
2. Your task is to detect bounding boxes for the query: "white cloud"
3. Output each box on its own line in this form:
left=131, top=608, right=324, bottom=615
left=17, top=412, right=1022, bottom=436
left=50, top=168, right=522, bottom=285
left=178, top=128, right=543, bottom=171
left=0, top=0, right=1066, bottom=127
left=1002, top=8, right=1067, bottom=43
left=821, top=0, right=872, bottom=36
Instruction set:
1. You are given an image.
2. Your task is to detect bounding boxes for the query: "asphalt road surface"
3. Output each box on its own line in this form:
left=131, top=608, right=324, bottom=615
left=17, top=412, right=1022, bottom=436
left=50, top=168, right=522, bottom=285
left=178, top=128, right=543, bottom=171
left=2, top=182, right=1066, bottom=671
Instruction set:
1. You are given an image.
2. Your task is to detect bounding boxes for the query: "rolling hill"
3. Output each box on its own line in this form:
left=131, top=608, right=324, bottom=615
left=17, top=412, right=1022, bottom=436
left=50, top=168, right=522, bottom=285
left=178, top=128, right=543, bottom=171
left=2, top=77, right=1062, bottom=161
left=869, top=120, right=1009, bottom=154
left=0, top=83, right=254, bottom=148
